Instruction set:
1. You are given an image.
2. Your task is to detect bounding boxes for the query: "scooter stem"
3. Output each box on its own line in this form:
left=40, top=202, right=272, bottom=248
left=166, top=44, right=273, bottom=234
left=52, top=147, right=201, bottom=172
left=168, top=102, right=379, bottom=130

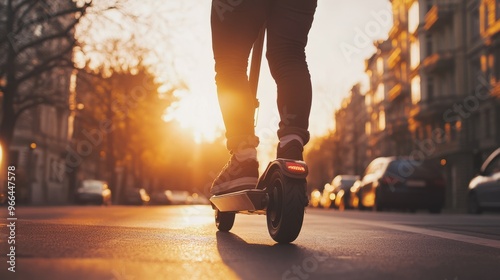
left=249, top=24, right=266, bottom=123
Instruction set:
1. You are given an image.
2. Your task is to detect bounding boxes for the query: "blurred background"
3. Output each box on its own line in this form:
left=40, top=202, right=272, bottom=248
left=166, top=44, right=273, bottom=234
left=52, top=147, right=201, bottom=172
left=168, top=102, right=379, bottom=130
left=0, top=0, right=499, bottom=212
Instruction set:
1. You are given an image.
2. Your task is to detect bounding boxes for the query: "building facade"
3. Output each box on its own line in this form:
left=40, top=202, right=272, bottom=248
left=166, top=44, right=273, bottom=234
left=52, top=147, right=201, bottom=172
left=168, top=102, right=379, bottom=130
left=329, top=0, right=500, bottom=211
left=333, top=84, right=367, bottom=176
left=5, top=1, right=78, bottom=204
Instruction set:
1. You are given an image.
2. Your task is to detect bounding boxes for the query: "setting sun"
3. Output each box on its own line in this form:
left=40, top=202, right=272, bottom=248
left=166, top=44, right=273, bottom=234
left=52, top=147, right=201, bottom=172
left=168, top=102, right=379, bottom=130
left=163, top=89, right=224, bottom=143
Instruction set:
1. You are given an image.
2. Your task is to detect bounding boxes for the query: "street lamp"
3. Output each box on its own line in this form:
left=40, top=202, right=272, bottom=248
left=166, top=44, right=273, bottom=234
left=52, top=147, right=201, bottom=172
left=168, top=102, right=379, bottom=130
left=27, top=142, right=37, bottom=203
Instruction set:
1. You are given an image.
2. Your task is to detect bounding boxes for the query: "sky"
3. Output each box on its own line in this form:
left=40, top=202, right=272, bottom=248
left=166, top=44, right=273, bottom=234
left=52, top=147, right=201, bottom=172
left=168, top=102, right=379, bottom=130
left=79, top=0, right=393, bottom=165
left=163, top=0, right=393, bottom=164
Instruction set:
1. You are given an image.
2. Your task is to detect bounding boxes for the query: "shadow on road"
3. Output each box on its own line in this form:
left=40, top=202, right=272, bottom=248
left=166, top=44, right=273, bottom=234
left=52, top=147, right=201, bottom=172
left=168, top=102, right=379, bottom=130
left=216, top=231, right=330, bottom=279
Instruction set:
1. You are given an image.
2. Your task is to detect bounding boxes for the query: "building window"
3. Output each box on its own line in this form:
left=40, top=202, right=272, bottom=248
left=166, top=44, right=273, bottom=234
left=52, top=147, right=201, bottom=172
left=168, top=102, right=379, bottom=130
left=427, top=77, right=434, bottom=102
left=471, top=8, right=480, bottom=40
left=410, top=39, right=421, bottom=70
left=365, top=122, right=371, bottom=136
left=365, top=93, right=372, bottom=107
left=496, top=0, right=500, bottom=20
left=408, top=1, right=420, bottom=34
left=411, top=75, right=421, bottom=104
left=484, top=3, right=490, bottom=31
left=470, top=58, right=481, bottom=93
left=495, top=49, right=500, bottom=82
left=374, top=84, right=384, bottom=104
left=379, top=110, right=386, bottom=131
left=377, top=57, right=384, bottom=76
left=426, top=34, right=433, bottom=57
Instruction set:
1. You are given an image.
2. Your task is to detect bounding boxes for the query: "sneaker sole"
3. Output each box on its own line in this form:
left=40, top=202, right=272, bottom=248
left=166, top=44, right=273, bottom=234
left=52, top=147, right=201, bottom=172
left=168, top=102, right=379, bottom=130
left=211, top=177, right=259, bottom=195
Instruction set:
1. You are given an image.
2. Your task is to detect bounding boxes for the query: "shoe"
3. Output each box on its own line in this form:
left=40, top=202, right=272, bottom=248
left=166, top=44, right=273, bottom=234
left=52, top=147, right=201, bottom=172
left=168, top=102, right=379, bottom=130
left=277, top=140, right=304, bottom=161
left=210, top=155, right=259, bottom=195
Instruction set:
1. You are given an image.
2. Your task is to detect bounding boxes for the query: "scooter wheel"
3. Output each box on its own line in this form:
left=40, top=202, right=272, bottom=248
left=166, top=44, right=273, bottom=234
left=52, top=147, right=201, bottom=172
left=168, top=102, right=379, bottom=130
left=215, top=209, right=235, bottom=232
left=266, top=170, right=306, bottom=243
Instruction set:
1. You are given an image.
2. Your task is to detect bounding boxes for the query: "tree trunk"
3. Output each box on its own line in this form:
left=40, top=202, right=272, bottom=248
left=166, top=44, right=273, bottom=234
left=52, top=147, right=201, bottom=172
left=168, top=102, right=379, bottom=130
left=1, top=0, right=17, bottom=166
left=106, top=88, right=117, bottom=204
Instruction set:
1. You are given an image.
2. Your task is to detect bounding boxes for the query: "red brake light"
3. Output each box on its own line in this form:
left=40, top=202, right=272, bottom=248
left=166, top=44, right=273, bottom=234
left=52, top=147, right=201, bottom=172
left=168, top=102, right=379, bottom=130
left=286, top=162, right=307, bottom=174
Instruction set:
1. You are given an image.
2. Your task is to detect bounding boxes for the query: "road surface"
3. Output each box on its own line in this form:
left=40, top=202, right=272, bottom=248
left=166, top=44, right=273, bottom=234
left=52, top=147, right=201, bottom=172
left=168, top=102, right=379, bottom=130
left=1, top=205, right=500, bottom=280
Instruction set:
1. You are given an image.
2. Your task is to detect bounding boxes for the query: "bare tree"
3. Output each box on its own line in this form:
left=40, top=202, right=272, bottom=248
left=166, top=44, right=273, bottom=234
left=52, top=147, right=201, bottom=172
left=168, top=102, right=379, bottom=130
left=0, top=0, right=96, bottom=161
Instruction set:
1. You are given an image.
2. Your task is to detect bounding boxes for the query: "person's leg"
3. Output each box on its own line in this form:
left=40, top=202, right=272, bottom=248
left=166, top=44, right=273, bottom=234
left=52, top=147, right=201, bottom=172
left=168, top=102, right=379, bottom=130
left=211, top=0, right=269, bottom=152
left=210, top=0, right=269, bottom=195
left=266, top=0, right=317, bottom=160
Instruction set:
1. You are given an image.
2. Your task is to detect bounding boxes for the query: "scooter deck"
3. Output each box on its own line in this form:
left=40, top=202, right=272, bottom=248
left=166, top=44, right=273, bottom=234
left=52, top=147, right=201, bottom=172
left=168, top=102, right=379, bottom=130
left=210, top=189, right=268, bottom=214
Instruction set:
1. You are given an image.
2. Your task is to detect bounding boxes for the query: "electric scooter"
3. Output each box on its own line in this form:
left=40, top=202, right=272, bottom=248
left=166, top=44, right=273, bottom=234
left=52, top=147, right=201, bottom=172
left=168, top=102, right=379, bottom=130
left=209, top=26, right=309, bottom=244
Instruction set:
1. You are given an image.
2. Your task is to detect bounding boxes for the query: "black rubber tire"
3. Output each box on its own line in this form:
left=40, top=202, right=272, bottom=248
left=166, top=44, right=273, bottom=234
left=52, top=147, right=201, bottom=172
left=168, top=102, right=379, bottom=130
left=358, top=195, right=367, bottom=211
left=373, top=191, right=384, bottom=212
left=215, top=210, right=235, bottom=232
left=266, top=170, right=307, bottom=243
left=429, top=207, right=442, bottom=214
left=467, top=193, right=482, bottom=215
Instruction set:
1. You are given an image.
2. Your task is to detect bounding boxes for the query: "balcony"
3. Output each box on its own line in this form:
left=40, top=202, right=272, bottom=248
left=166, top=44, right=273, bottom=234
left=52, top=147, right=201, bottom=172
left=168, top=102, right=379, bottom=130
left=387, top=47, right=402, bottom=69
left=424, top=4, right=453, bottom=31
left=409, top=96, right=463, bottom=122
left=493, top=82, right=500, bottom=98
left=389, top=20, right=407, bottom=39
left=388, top=83, right=409, bottom=102
left=422, top=51, right=455, bottom=73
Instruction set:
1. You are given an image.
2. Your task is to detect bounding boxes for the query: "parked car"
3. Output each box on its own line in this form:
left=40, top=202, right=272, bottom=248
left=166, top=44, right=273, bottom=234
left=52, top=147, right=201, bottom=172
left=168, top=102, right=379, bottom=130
left=320, top=183, right=335, bottom=209
left=347, top=180, right=362, bottom=209
left=310, top=189, right=322, bottom=208
left=188, top=193, right=210, bottom=205
left=150, top=191, right=170, bottom=205
left=319, top=176, right=359, bottom=209
left=124, top=188, right=150, bottom=205
left=165, top=190, right=190, bottom=205
left=332, top=175, right=360, bottom=210
left=75, top=180, right=111, bottom=205
left=468, top=148, right=500, bottom=214
left=358, top=157, right=445, bottom=213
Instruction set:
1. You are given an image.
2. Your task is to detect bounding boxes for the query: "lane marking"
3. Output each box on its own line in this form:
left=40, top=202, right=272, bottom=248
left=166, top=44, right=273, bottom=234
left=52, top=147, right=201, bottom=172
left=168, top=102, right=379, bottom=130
left=337, top=217, right=500, bottom=250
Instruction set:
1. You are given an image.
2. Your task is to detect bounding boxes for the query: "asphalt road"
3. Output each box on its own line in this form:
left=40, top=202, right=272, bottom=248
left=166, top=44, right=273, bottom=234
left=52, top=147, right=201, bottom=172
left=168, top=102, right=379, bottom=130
left=1, top=205, right=500, bottom=280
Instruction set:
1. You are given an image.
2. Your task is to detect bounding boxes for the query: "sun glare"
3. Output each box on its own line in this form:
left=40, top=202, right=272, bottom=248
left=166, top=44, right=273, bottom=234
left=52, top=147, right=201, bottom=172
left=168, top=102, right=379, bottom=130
left=163, top=90, right=224, bottom=143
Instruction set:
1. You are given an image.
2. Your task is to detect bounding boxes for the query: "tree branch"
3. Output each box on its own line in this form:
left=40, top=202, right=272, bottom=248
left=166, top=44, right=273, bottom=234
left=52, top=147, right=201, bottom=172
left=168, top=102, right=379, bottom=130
left=17, top=40, right=75, bottom=83
left=14, top=0, right=42, bottom=26
left=14, top=94, right=64, bottom=120
left=14, top=17, right=80, bottom=55
left=13, top=2, right=90, bottom=36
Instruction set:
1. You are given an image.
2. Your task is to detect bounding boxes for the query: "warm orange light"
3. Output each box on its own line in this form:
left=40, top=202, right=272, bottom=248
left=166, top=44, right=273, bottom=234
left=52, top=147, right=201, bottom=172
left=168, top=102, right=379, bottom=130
left=440, top=159, right=446, bottom=166
left=30, top=143, right=37, bottom=149
left=286, top=162, right=306, bottom=174
left=162, top=89, right=223, bottom=143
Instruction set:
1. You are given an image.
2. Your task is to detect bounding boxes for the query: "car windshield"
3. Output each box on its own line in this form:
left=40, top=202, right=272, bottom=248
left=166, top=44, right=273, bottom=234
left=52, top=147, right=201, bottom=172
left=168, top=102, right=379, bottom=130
left=387, top=160, right=442, bottom=179
left=339, top=180, right=356, bottom=188
left=82, top=181, right=104, bottom=191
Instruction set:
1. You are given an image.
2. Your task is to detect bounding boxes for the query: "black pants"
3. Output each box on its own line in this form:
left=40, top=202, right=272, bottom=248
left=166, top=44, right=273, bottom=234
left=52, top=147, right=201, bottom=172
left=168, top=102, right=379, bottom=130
left=211, top=0, right=317, bottom=152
